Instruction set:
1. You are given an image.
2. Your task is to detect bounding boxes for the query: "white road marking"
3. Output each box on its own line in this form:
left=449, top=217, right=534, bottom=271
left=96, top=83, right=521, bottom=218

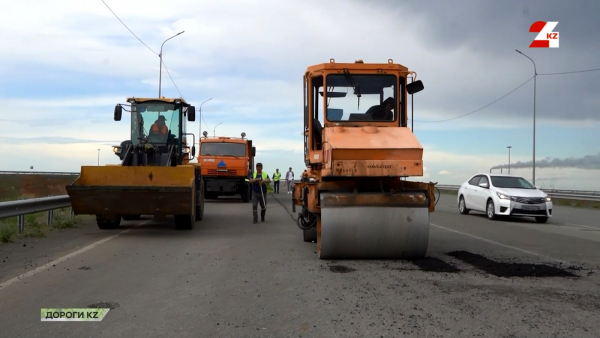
left=430, top=222, right=566, bottom=264
left=561, top=222, right=599, bottom=230
left=0, top=220, right=152, bottom=290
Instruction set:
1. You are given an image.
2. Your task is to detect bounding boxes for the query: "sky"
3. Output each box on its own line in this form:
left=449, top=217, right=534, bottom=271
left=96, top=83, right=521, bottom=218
left=0, top=0, right=598, bottom=190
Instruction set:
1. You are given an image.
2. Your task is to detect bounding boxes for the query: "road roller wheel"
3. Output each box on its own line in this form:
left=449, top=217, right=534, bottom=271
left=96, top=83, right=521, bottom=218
left=318, top=192, right=430, bottom=259
left=96, top=215, right=121, bottom=230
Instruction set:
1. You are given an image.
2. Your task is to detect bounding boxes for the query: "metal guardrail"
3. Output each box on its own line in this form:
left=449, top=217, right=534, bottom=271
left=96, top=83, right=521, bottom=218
left=0, top=171, right=80, bottom=176
left=435, top=185, right=600, bottom=202
left=0, top=196, right=73, bottom=233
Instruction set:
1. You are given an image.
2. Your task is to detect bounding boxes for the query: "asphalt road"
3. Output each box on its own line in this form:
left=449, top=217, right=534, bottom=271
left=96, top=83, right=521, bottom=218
left=0, top=192, right=599, bottom=337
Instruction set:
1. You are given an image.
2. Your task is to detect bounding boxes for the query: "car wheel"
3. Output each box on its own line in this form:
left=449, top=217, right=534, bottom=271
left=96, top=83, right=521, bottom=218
left=535, top=217, right=549, bottom=223
left=458, top=196, right=470, bottom=215
left=486, top=199, right=497, bottom=220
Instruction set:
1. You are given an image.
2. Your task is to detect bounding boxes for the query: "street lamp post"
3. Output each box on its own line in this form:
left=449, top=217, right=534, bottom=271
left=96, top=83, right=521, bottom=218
left=507, top=146, right=512, bottom=174
left=516, top=49, right=537, bottom=185
left=199, top=97, right=213, bottom=140
left=158, top=31, right=185, bottom=98
left=97, top=149, right=100, bottom=166
left=213, top=122, right=224, bottom=137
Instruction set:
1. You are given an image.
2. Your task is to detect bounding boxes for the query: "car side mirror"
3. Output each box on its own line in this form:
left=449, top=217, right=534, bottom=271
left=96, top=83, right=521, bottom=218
left=252, top=147, right=256, bottom=157
left=407, top=80, right=424, bottom=95
left=535, top=185, right=541, bottom=190
left=187, top=106, right=196, bottom=122
left=478, top=182, right=489, bottom=188
left=191, top=145, right=196, bottom=157
left=114, top=104, right=122, bottom=121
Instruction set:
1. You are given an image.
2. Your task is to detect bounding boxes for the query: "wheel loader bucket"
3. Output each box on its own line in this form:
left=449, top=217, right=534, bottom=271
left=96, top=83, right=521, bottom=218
left=66, top=166, right=196, bottom=218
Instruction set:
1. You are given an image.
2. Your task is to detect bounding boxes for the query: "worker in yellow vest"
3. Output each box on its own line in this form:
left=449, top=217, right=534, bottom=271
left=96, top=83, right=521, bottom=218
left=272, top=169, right=282, bottom=194
left=247, top=163, right=272, bottom=223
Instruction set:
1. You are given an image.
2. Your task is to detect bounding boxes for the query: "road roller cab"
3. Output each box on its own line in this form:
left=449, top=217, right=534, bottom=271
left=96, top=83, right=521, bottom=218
left=294, top=59, right=437, bottom=259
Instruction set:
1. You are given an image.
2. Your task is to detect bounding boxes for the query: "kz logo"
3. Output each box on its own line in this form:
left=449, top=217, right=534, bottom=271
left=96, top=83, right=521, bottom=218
left=529, top=21, right=559, bottom=48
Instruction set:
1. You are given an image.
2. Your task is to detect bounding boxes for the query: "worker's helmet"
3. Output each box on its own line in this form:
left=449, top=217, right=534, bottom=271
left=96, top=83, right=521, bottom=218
left=158, top=115, right=166, bottom=121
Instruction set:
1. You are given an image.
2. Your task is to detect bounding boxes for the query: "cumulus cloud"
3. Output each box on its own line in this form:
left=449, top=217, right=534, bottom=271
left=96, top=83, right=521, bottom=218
left=0, top=0, right=598, bottom=190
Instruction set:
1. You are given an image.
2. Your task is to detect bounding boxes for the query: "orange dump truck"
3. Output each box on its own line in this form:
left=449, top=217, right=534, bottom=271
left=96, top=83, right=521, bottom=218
left=198, top=132, right=255, bottom=202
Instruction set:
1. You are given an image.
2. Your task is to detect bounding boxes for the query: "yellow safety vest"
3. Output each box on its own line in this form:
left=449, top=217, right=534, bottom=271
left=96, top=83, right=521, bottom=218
left=245, top=172, right=273, bottom=194
left=273, top=172, right=281, bottom=181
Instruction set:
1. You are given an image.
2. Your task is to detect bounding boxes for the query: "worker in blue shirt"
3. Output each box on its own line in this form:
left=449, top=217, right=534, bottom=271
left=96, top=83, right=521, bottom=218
left=247, top=162, right=272, bottom=223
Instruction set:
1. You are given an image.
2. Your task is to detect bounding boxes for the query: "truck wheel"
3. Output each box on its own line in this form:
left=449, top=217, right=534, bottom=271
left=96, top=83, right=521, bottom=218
left=122, top=215, right=141, bottom=221
left=96, top=215, right=121, bottom=229
left=241, top=185, right=250, bottom=203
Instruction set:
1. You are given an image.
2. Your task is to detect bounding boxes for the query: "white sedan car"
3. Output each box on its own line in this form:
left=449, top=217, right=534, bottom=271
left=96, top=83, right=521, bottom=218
left=457, top=173, right=553, bottom=223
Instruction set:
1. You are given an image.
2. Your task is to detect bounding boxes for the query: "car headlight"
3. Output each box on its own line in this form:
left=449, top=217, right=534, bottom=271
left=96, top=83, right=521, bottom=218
left=496, top=192, right=510, bottom=200
left=113, top=146, right=122, bottom=154
left=183, top=147, right=190, bottom=154
left=545, top=196, right=551, bottom=202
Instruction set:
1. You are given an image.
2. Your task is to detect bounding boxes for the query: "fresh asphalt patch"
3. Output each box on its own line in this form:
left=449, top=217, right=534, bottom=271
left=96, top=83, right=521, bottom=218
left=447, top=250, right=579, bottom=278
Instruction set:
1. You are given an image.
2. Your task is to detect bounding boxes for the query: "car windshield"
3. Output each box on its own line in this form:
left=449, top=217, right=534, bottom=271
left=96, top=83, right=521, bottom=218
left=201, top=143, right=246, bottom=156
left=323, top=74, right=397, bottom=121
left=491, top=176, right=536, bottom=189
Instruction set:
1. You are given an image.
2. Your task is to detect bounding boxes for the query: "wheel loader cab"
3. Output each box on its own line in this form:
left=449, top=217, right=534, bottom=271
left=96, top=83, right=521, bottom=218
left=112, top=98, right=196, bottom=166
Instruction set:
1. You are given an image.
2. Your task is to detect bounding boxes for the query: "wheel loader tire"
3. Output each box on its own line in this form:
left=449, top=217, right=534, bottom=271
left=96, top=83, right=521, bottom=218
left=122, top=215, right=141, bottom=221
left=303, top=226, right=317, bottom=242
left=175, top=214, right=194, bottom=230
left=195, top=193, right=205, bottom=221
left=96, top=215, right=121, bottom=230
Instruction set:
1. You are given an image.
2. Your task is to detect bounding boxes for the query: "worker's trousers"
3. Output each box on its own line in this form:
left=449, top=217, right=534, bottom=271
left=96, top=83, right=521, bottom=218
left=286, top=180, right=293, bottom=193
left=273, top=180, right=280, bottom=193
left=252, top=190, right=267, bottom=221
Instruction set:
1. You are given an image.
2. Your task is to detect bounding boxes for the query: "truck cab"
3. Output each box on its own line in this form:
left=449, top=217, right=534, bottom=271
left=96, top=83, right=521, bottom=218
left=198, top=132, right=256, bottom=202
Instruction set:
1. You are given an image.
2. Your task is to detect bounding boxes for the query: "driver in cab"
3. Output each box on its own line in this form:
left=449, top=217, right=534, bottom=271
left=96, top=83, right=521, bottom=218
left=365, top=97, right=395, bottom=121
left=150, top=115, right=169, bottom=140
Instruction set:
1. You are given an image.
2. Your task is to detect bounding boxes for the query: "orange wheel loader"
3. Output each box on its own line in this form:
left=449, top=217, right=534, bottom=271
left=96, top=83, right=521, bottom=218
left=293, top=59, right=438, bottom=259
left=66, top=97, right=205, bottom=230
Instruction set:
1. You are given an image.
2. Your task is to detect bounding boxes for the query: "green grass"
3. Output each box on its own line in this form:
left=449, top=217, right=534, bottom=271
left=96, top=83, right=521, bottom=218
left=0, top=207, right=93, bottom=244
left=0, top=223, right=18, bottom=243
left=51, top=208, right=77, bottom=230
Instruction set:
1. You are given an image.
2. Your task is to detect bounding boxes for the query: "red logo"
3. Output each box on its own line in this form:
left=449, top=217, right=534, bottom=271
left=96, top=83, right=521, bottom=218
left=529, top=21, right=559, bottom=48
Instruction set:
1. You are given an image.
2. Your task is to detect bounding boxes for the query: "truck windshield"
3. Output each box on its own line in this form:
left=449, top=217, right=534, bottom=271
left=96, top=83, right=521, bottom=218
left=324, top=74, right=397, bottom=122
left=201, top=143, right=246, bottom=156
left=131, top=103, right=180, bottom=145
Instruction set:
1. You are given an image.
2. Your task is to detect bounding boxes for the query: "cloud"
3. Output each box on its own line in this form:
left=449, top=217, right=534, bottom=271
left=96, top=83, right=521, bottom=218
left=0, top=0, right=598, bottom=193
left=0, top=137, right=122, bottom=145
left=491, top=153, right=600, bottom=170
left=438, top=170, right=451, bottom=175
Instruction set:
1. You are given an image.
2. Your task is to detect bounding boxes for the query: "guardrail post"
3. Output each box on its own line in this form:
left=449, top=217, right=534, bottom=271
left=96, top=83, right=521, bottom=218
left=47, top=195, right=53, bottom=226
left=17, top=215, right=24, bottom=234
left=17, top=197, right=24, bottom=233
